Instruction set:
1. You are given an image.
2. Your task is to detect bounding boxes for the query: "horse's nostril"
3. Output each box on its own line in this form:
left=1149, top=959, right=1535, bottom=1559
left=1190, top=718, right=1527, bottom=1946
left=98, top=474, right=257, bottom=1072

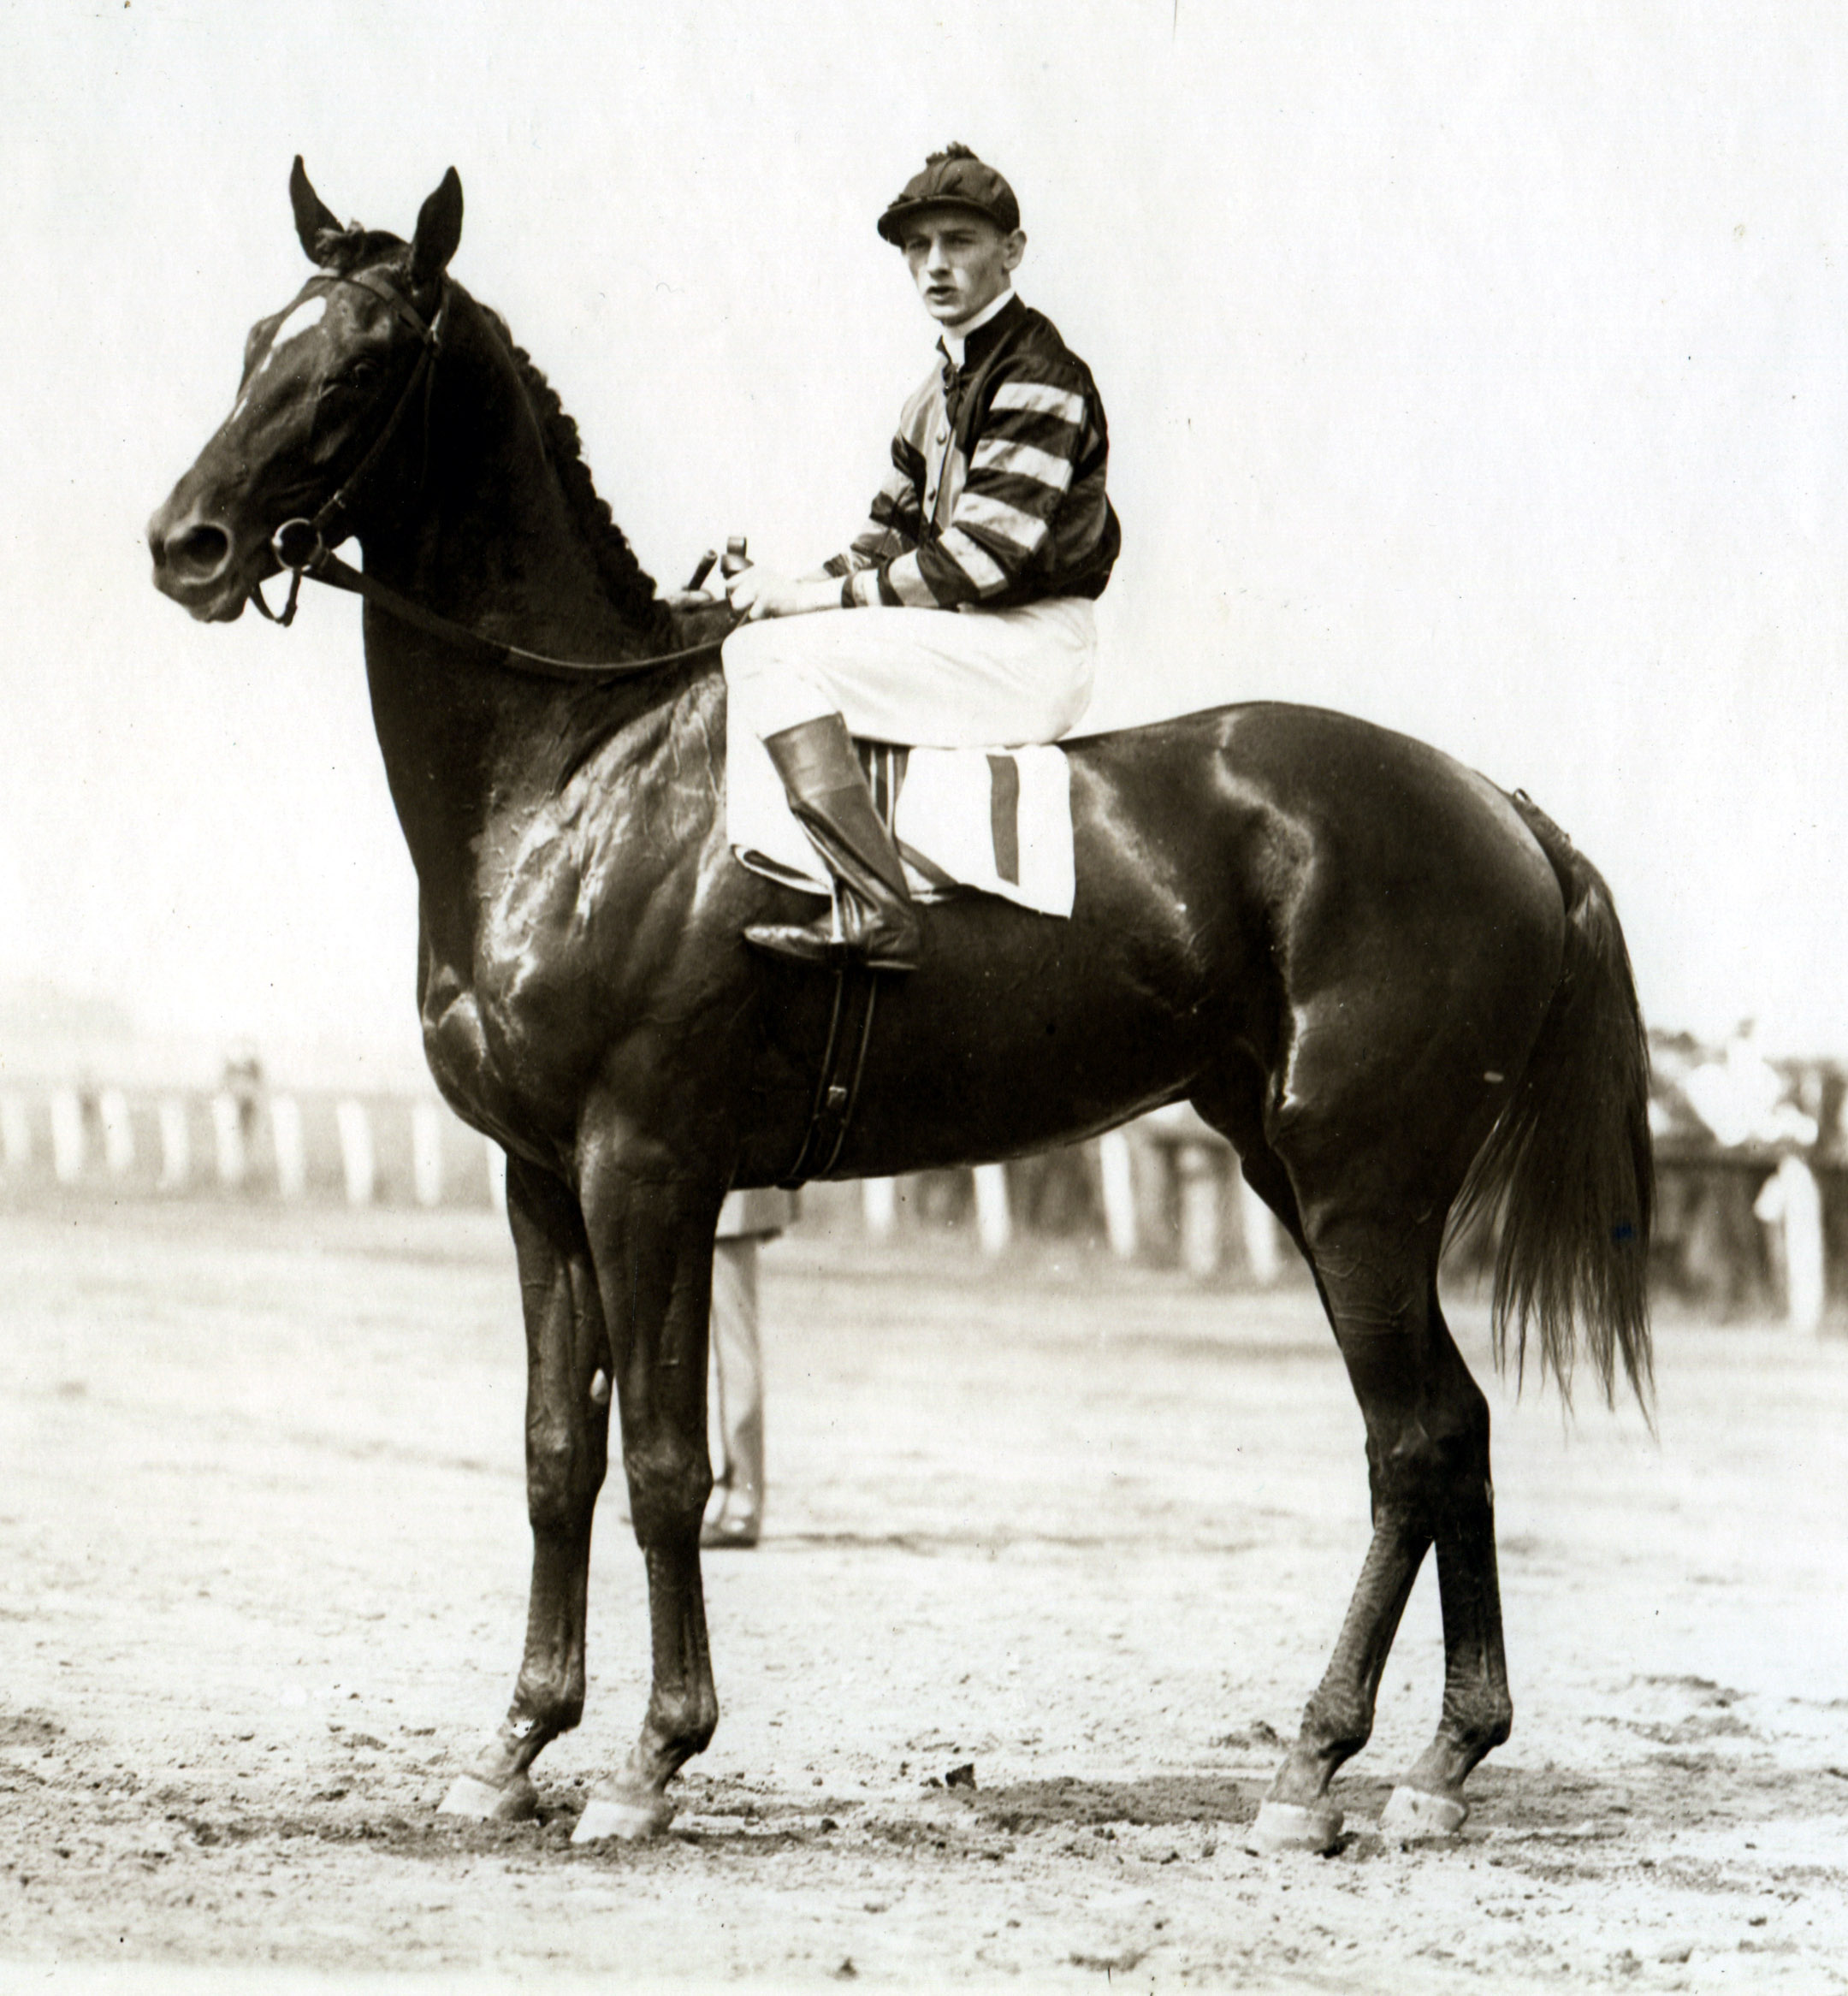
left=161, top=522, right=234, bottom=582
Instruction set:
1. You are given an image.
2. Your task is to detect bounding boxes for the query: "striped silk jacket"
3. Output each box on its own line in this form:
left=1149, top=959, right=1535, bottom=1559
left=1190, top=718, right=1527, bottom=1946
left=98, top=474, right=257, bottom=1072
left=826, top=295, right=1120, bottom=612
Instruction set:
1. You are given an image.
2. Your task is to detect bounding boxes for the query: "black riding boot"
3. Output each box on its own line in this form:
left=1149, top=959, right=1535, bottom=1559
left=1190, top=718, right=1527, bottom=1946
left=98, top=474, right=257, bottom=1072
left=744, top=715, right=921, bottom=972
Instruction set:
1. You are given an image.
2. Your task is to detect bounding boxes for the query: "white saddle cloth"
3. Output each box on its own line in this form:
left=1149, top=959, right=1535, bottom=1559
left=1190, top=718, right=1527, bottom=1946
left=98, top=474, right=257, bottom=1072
left=726, top=715, right=1077, bottom=919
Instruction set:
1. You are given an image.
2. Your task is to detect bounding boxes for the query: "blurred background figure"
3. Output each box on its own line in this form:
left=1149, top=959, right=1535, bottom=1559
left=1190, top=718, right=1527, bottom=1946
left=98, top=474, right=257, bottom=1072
left=703, top=1188, right=797, bottom=1549
left=222, top=1040, right=265, bottom=1146
left=1680, top=1019, right=1818, bottom=1152
left=1678, top=1020, right=1827, bottom=1330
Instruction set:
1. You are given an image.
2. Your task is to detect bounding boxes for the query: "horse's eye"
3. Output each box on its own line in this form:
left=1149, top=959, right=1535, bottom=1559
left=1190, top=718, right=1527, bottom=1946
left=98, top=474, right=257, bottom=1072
left=320, top=358, right=381, bottom=401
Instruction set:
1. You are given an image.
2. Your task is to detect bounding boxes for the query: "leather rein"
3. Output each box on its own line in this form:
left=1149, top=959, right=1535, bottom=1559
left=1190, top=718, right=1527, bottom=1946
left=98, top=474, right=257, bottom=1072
left=250, top=267, right=737, bottom=684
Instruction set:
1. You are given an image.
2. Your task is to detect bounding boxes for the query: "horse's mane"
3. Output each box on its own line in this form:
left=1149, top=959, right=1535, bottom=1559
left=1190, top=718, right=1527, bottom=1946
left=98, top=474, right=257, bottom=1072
left=477, top=303, right=677, bottom=648
left=323, top=228, right=676, bottom=648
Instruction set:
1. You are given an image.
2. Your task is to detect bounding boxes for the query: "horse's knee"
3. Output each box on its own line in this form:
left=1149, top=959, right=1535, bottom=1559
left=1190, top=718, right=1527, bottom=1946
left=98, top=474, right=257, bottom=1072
left=526, top=1419, right=604, bottom=1535
left=624, top=1432, right=712, bottom=1544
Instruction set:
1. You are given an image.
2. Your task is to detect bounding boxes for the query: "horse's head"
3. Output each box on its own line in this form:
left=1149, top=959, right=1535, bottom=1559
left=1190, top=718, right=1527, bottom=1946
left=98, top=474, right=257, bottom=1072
left=148, top=159, right=463, bottom=621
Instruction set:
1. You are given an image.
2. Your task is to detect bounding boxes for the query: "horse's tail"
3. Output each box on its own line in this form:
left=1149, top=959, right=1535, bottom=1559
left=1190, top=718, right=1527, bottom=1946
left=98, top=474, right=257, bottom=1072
left=1450, top=792, right=1655, bottom=1408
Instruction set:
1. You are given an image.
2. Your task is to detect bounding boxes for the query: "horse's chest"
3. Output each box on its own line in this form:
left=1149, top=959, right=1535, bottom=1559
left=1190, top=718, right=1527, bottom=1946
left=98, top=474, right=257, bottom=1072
left=417, top=873, right=604, bottom=1160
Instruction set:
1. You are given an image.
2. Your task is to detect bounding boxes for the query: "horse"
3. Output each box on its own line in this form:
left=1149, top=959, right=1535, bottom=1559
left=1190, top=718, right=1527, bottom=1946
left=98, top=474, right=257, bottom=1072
left=147, top=162, right=1652, bottom=1851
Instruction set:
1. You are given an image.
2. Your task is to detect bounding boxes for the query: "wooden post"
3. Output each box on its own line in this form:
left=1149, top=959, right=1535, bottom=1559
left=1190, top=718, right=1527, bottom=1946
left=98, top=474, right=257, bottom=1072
left=210, top=1093, right=247, bottom=1188
left=974, top=1163, right=1012, bottom=1255
left=862, top=1176, right=897, bottom=1238
left=1237, top=1171, right=1282, bottom=1287
left=412, top=1102, right=445, bottom=1208
left=49, top=1089, right=85, bottom=1184
left=271, top=1094, right=306, bottom=1200
left=335, top=1099, right=376, bottom=1207
left=0, top=1094, right=29, bottom=1174
left=157, top=1099, right=191, bottom=1190
left=1097, top=1130, right=1139, bottom=1259
left=98, top=1089, right=135, bottom=1176
left=1176, top=1141, right=1222, bottom=1278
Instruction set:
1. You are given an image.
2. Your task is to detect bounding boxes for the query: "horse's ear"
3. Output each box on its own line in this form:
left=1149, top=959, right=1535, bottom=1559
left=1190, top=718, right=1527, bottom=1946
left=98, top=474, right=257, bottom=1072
left=289, top=156, right=344, bottom=265
left=411, top=168, right=464, bottom=285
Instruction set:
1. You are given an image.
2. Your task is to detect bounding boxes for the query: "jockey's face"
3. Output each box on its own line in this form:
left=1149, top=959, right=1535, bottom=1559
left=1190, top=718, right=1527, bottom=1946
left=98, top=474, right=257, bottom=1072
left=900, top=209, right=1026, bottom=328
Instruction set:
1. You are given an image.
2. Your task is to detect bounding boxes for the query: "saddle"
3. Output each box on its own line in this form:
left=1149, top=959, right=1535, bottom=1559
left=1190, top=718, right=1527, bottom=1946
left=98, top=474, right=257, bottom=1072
left=666, top=586, right=1078, bottom=918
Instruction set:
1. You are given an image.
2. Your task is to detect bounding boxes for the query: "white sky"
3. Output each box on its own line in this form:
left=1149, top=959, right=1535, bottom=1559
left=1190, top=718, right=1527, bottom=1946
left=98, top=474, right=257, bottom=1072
left=3, top=0, right=1845, bottom=1076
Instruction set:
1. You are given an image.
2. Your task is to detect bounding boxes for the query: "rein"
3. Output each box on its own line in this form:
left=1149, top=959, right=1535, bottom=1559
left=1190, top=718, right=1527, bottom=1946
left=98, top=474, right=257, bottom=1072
left=251, top=267, right=738, bottom=684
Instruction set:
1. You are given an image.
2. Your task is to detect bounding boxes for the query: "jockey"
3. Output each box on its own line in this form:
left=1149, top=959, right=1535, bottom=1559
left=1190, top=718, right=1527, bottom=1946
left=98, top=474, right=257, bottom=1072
left=724, top=144, right=1121, bottom=972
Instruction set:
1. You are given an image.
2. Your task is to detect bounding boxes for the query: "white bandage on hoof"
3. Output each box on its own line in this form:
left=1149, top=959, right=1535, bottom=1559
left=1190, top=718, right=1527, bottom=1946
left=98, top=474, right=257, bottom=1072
left=572, top=1789, right=675, bottom=1844
left=1378, top=1785, right=1468, bottom=1841
left=437, top=1770, right=538, bottom=1821
left=1246, top=1799, right=1343, bottom=1854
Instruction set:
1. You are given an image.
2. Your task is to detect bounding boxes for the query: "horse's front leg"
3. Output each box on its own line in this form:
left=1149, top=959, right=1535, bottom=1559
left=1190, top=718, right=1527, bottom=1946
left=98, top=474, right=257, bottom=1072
left=441, top=1155, right=612, bottom=1821
left=571, top=1161, right=723, bottom=1844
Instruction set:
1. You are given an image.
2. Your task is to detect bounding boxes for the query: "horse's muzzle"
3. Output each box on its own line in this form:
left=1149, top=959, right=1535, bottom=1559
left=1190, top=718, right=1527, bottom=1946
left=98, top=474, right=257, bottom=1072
left=147, top=500, right=251, bottom=620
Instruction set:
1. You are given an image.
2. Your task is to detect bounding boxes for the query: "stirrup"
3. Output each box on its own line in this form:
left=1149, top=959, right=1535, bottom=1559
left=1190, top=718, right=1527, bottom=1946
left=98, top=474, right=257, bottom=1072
left=745, top=883, right=919, bottom=972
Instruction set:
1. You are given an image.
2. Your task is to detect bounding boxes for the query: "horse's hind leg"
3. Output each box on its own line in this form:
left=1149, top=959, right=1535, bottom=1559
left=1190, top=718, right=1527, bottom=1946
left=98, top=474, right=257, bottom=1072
left=441, top=1157, right=612, bottom=1821
left=1249, top=1212, right=1510, bottom=1852
left=1377, top=1283, right=1511, bottom=1839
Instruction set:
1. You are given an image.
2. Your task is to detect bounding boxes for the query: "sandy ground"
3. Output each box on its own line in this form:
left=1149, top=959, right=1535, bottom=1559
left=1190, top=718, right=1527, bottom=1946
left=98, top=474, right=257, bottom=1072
left=2, top=1194, right=1846, bottom=1993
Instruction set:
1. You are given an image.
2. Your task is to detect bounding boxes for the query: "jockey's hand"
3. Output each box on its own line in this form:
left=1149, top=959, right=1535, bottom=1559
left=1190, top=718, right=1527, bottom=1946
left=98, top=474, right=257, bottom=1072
left=726, top=568, right=839, bottom=619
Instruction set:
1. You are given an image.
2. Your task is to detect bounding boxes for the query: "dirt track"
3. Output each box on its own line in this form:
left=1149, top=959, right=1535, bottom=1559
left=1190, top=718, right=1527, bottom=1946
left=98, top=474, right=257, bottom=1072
left=3, top=1197, right=1846, bottom=1992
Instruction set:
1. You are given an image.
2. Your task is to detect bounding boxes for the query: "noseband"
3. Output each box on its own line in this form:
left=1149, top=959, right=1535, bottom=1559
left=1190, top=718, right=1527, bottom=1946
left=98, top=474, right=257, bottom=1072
left=252, top=267, right=734, bottom=682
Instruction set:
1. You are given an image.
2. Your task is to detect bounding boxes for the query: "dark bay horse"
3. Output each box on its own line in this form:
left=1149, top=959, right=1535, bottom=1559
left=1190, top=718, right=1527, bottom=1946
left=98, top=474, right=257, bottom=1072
left=147, top=163, right=1652, bottom=1851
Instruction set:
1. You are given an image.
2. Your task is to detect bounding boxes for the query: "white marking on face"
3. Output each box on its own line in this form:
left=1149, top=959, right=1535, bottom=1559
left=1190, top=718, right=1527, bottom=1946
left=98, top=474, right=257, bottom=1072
left=255, top=294, right=329, bottom=378
left=234, top=293, right=331, bottom=418
left=270, top=293, right=329, bottom=354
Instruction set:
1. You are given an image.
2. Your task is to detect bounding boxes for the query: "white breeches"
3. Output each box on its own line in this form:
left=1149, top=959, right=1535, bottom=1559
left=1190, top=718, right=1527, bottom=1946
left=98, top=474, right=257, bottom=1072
left=708, top=1237, right=764, bottom=1496
left=722, top=598, right=1098, bottom=747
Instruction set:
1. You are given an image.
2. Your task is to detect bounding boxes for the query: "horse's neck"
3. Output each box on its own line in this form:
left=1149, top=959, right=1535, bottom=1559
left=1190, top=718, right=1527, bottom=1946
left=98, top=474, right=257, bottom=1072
left=357, top=293, right=693, bottom=947
left=366, top=289, right=643, bottom=660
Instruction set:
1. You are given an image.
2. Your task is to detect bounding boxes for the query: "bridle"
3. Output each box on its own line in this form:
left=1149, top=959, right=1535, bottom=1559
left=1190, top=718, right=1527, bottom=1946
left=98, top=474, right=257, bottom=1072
left=250, top=265, right=737, bottom=683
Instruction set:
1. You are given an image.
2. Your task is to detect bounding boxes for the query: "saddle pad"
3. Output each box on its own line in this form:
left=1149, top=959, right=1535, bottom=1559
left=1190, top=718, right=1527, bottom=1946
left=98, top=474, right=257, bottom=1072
left=726, top=708, right=1076, bottom=919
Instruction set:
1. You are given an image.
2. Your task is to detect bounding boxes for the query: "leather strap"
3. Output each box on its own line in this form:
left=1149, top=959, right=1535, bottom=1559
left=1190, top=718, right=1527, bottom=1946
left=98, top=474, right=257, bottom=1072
left=270, top=532, right=737, bottom=682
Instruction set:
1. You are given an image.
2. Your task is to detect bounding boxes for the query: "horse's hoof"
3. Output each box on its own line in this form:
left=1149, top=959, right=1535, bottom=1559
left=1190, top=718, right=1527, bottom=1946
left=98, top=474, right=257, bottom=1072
left=1246, top=1799, right=1343, bottom=1854
left=1378, top=1785, right=1468, bottom=1842
left=571, top=1789, right=675, bottom=1844
left=437, top=1770, right=538, bottom=1822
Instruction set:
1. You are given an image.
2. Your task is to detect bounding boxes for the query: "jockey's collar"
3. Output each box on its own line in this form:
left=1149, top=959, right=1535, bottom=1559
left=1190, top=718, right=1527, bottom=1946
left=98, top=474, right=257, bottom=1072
left=938, top=286, right=1016, bottom=368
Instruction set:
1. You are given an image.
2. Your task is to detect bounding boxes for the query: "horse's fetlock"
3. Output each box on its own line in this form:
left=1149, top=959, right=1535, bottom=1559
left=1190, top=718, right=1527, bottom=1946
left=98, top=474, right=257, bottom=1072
left=1300, top=1687, right=1371, bottom=1762
left=1439, top=1679, right=1513, bottom=1762
left=1469, top=1691, right=1514, bottom=1752
left=511, top=1676, right=583, bottom=1741
left=647, top=1682, right=719, bottom=1760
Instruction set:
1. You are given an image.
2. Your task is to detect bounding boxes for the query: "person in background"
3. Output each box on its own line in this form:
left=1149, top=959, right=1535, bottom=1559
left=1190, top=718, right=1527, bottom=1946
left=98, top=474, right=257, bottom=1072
left=702, top=1187, right=797, bottom=1549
